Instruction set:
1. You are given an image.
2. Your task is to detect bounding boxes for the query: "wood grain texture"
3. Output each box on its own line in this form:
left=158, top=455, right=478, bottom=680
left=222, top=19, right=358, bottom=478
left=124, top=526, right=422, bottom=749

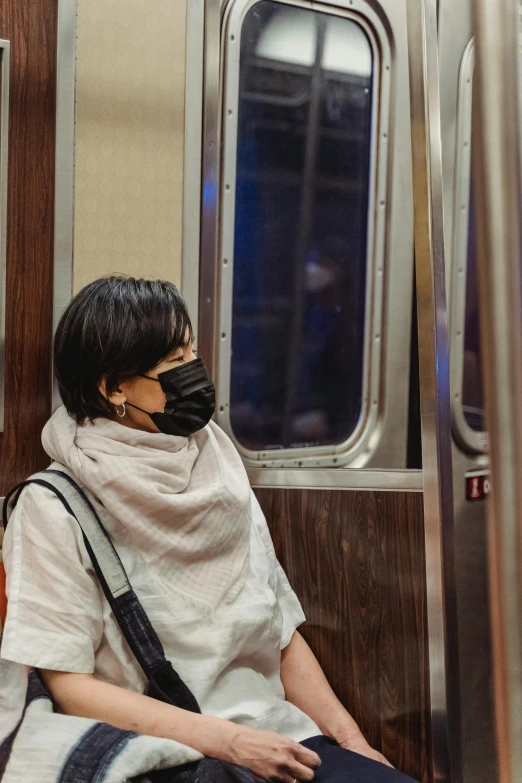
left=255, top=488, right=431, bottom=783
left=0, top=0, right=57, bottom=493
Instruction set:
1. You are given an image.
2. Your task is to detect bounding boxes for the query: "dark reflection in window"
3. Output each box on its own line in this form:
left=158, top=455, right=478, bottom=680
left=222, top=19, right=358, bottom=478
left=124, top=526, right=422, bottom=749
left=462, top=184, right=485, bottom=431
left=230, top=1, right=374, bottom=451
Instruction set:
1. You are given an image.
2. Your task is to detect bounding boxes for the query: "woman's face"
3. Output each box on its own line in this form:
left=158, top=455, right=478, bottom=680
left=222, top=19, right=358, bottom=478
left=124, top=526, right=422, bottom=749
left=104, top=339, right=197, bottom=433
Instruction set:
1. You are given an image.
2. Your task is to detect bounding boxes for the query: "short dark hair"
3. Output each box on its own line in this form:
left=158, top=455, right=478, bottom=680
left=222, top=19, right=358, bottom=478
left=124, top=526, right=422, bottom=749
left=54, top=276, right=194, bottom=424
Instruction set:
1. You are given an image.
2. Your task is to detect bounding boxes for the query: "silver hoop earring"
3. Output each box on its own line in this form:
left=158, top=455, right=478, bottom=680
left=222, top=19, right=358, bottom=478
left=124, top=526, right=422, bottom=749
left=116, top=403, right=126, bottom=418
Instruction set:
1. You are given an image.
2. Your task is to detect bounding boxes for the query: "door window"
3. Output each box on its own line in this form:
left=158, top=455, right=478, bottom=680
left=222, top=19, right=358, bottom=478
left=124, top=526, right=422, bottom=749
left=226, top=2, right=376, bottom=453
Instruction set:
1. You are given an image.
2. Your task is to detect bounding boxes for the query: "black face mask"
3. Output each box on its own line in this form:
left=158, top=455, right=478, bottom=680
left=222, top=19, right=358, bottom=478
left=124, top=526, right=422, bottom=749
left=126, top=358, right=216, bottom=437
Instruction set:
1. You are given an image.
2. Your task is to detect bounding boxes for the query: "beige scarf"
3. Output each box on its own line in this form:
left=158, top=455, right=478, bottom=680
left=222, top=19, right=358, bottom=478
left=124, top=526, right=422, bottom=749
left=42, top=406, right=252, bottom=611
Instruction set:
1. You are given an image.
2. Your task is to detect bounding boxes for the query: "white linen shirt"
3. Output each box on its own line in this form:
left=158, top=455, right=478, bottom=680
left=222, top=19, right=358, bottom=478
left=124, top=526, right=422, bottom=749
left=1, top=473, right=320, bottom=742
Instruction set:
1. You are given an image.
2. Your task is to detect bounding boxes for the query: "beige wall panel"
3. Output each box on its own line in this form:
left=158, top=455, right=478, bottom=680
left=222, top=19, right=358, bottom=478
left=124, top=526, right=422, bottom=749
left=74, top=0, right=186, bottom=292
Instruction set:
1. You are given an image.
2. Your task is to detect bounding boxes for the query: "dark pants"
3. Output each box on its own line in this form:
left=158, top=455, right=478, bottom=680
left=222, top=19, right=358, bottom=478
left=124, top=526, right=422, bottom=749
left=301, top=737, right=419, bottom=783
left=138, top=735, right=419, bottom=783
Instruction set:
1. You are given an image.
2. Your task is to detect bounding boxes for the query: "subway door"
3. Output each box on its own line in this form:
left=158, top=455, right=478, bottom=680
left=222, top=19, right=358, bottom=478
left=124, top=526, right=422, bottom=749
left=439, top=3, right=497, bottom=783
left=0, top=0, right=59, bottom=494
left=189, top=0, right=432, bottom=779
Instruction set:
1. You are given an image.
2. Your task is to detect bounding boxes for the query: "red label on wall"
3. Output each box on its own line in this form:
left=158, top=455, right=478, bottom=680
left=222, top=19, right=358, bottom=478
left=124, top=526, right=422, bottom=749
left=466, top=474, right=490, bottom=501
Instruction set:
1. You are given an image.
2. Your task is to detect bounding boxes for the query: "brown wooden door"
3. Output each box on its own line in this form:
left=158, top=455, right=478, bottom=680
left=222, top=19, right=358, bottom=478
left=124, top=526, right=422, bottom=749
left=0, top=0, right=57, bottom=494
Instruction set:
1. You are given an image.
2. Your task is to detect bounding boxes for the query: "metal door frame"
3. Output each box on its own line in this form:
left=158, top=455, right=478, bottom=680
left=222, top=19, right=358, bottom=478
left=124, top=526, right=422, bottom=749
left=469, top=0, right=522, bottom=779
left=188, top=0, right=415, bottom=473
left=439, top=2, right=497, bottom=781
left=407, top=0, right=461, bottom=780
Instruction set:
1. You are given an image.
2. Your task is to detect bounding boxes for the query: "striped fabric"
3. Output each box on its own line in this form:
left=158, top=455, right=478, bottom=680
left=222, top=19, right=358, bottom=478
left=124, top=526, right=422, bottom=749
left=59, top=724, right=137, bottom=783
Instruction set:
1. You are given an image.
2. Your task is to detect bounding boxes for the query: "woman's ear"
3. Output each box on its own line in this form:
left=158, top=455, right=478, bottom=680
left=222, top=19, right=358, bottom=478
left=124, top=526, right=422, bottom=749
left=98, top=376, right=126, bottom=406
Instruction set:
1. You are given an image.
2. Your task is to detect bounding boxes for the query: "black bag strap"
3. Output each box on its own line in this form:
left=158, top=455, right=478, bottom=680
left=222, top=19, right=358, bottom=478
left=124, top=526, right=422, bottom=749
left=3, top=469, right=194, bottom=700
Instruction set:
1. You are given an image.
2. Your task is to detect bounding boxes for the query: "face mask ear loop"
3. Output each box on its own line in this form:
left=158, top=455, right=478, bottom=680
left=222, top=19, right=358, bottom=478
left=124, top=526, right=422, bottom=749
left=126, top=401, right=153, bottom=415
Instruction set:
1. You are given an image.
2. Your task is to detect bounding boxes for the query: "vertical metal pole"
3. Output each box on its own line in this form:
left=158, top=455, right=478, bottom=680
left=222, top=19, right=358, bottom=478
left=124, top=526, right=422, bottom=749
left=406, top=1, right=461, bottom=781
left=470, top=0, right=522, bottom=780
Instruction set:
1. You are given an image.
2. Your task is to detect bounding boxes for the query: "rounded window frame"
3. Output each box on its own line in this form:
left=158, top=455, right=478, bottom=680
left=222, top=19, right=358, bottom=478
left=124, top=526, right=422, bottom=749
left=450, top=38, right=487, bottom=455
left=215, top=0, right=393, bottom=468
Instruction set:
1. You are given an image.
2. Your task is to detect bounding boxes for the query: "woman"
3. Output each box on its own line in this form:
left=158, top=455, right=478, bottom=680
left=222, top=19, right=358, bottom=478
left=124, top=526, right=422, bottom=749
left=1, top=277, right=415, bottom=783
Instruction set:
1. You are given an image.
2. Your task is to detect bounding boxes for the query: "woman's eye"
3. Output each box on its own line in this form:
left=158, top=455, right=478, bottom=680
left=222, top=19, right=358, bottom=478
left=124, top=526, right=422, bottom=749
left=168, top=345, right=195, bottom=363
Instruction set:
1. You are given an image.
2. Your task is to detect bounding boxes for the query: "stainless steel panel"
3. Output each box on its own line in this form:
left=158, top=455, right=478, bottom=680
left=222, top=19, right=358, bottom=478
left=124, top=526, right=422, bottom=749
left=247, top=467, right=423, bottom=491
left=470, top=0, right=522, bottom=778
left=198, top=0, right=222, bottom=377
left=439, top=2, right=497, bottom=779
left=449, top=446, right=496, bottom=783
left=0, top=40, right=9, bottom=432
left=406, top=0, right=460, bottom=780
left=182, top=0, right=205, bottom=342
left=53, top=0, right=76, bottom=411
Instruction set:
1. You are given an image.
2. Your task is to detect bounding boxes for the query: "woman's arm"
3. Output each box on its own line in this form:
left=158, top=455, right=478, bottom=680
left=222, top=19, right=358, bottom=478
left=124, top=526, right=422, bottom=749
left=280, top=631, right=392, bottom=767
left=42, top=670, right=320, bottom=782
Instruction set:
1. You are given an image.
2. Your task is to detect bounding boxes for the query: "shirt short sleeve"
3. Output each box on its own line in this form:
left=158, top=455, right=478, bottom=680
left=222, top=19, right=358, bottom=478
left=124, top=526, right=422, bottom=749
left=250, top=491, right=306, bottom=649
left=1, top=484, right=104, bottom=673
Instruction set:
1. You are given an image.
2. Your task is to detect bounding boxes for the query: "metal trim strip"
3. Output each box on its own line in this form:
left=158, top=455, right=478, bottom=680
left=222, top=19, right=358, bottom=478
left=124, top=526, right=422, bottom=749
left=198, top=0, right=222, bottom=378
left=247, top=468, right=423, bottom=491
left=406, top=0, right=460, bottom=780
left=182, top=0, right=205, bottom=338
left=53, top=0, right=77, bottom=411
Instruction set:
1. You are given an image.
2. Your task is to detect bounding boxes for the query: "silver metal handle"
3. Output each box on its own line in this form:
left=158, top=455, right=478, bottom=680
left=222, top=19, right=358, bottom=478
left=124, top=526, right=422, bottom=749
left=0, top=40, right=9, bottom=432
left=470, top=0, right=522, bottom=780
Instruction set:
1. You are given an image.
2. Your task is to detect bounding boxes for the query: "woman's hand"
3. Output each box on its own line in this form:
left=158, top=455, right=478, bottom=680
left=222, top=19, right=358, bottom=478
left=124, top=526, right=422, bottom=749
left=40, top=671, right=319, bottom=780
left=221, top=724, right=321, bottom=782
left=337, top=732, right=393, bottom=768
left=279, top=633, right=394, bottom=771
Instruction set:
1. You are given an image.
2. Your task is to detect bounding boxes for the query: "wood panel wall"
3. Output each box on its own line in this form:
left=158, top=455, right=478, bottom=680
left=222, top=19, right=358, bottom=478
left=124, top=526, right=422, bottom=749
left=0, top=0, right=57, bottom=493
left=256, top=487, right=431, bottom=783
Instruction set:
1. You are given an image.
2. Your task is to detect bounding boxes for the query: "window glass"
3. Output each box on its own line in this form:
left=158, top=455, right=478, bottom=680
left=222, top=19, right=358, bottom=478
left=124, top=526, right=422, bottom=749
left=229, top=1, right=374, bottom=451
left=462, top=182, right=485, bottom=432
